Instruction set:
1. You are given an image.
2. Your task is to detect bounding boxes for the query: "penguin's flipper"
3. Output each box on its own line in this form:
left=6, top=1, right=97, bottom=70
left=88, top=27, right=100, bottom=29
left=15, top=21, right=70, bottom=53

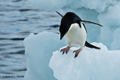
left=81, top=20, right=103, bottom=27
left=56, top=11, right=63, bottom=17
left=85, top=41, right=100, bottom=49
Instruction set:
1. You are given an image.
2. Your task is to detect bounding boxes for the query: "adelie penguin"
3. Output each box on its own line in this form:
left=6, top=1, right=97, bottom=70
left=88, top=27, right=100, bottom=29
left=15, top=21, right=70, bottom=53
left=56, top=11, right=103, bottom=58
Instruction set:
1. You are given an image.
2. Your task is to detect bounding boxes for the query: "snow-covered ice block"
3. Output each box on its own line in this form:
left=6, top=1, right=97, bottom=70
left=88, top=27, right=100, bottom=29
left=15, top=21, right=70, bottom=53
left=23, top=31, right=66, bottom=80
left=49, top=43, right=120, bottom=80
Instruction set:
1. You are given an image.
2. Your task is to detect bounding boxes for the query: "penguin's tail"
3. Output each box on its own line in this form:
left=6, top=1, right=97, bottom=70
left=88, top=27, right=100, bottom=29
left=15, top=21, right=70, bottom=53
left=85, top=41, right=100, bottom=49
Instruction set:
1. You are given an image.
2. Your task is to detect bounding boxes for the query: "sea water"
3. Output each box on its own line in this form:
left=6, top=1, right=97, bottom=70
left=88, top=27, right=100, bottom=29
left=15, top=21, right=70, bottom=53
left=0, top=0, right=60, bottom=80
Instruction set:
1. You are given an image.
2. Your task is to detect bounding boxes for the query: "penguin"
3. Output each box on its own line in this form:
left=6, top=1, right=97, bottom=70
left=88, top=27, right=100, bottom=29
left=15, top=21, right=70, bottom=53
left=56, top=11, right=103, bottom=58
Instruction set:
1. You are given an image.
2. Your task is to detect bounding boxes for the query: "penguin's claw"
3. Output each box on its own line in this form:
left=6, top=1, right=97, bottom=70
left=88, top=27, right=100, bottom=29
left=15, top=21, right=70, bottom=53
left=60, top=46, right=70, bottom=54
left=73, top=48, right=82, bottom=58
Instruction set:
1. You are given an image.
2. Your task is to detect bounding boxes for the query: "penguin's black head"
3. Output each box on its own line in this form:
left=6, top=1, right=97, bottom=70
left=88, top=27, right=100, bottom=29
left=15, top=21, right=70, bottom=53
left=59, top=12, right=82, bottom=40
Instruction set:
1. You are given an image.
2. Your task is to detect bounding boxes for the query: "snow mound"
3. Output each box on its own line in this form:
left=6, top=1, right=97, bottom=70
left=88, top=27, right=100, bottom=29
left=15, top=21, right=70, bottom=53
left=49, top=43, right=120, bottom=80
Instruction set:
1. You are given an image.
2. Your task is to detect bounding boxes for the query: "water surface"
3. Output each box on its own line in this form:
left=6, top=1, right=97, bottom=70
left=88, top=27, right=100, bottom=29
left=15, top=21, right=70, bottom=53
left=0, top=0, right=60, bottom=80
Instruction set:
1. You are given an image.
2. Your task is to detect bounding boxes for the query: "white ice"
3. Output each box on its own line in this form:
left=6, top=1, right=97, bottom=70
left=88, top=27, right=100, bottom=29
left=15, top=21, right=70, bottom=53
left=24, top=32, right=120, bottom=80
left=50, top=43, right=120, bottom=80
left=23, top=31, right=66, bottom=80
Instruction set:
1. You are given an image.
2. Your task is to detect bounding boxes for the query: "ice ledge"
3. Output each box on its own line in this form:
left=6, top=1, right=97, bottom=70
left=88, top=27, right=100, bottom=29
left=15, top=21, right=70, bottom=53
left=49, top=43, right=120, bottom=80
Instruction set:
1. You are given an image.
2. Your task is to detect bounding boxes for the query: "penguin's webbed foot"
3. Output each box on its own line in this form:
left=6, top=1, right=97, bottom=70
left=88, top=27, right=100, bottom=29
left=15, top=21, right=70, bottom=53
left=60, top=46, right=70, bottom=54
left=73, top=48, right=82, bottom=58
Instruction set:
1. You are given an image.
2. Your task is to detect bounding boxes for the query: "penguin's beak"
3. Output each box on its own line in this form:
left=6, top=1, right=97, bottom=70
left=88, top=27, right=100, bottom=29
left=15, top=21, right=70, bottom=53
left=60, top=36, right=62, bottom=40
left=60, top=35, right=63, bottom=40
left=81, top=20, right=103, bottom=27
left=60, top=34, right=64, bottom=40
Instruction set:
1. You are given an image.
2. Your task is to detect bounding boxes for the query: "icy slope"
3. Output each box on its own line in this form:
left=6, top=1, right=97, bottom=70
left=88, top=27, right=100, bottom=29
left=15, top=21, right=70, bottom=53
left=24, top=31, right=120, bottom=80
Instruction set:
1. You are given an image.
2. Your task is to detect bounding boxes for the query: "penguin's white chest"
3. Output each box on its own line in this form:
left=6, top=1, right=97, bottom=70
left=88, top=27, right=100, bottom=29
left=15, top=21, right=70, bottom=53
left=65, top=23, right=87, bottom=48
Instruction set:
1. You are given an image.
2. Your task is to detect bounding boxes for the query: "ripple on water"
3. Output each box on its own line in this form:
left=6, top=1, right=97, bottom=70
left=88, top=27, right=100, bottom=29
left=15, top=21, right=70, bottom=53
left=0, top=0, right=60, bottom=80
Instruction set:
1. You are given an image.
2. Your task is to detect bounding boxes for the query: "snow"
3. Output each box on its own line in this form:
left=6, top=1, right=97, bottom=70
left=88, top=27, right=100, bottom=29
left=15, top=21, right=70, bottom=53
left=24, top=31, right=120, bottom=80
left=50, top=43, right=120, bottom=80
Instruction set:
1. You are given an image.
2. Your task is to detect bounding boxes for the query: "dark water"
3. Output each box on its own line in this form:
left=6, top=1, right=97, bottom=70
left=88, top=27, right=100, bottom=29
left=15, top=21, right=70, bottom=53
left=0, top=0, right=60, bottom=80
